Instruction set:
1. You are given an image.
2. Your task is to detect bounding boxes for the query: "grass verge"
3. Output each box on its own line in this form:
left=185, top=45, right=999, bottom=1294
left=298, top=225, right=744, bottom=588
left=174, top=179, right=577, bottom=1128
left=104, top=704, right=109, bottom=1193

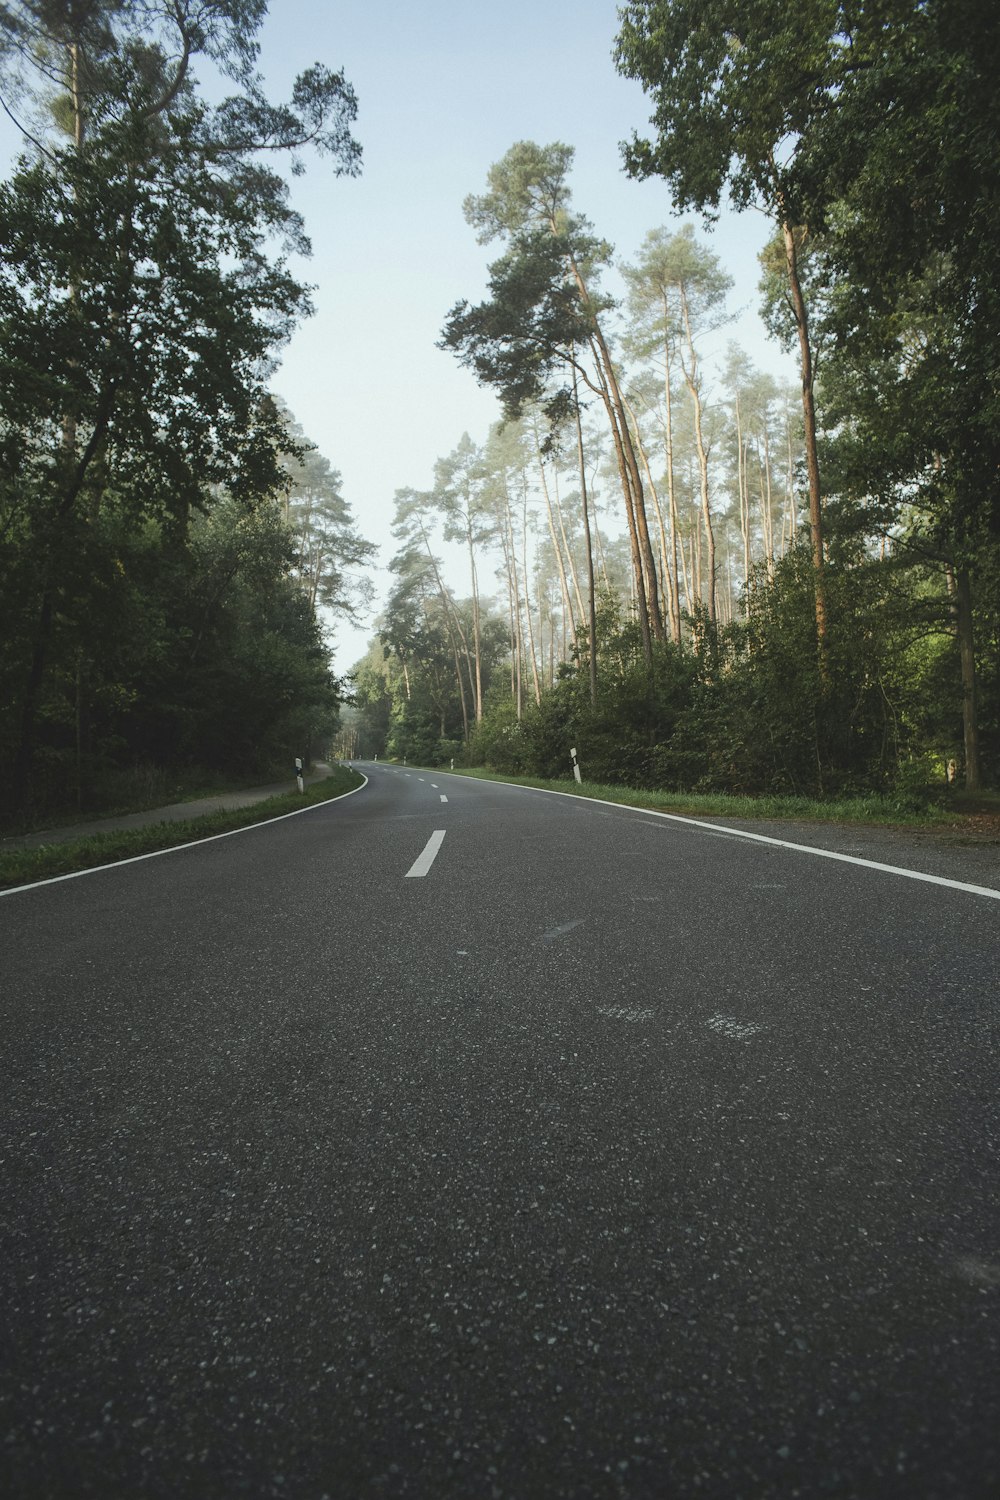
left=429, top=766, right=959, bottom=827
left=2, top=763, right=304, bottom=837
left=0, top=767, right=364, bottom=892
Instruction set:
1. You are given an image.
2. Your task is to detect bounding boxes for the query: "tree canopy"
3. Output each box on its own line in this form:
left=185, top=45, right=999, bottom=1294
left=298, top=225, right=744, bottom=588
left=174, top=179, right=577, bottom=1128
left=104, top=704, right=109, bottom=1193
left=0, top=0, right=365, bottom=819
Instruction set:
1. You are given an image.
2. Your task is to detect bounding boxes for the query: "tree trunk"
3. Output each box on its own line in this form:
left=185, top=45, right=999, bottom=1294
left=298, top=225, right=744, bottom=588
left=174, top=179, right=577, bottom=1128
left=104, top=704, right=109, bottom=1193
left=583, top=338, right=659, bottom=658
left=466, top=528, right=483, bottom=721
left=599, top=376, right=653, bottom=663
left=780, top=215, right=827, bottom=650
left=534, top=434, right=578, bottom=652
left=503, top=482, right=525, bottom=719
left=757, top=445, right=774, bottom=582
left=521, top=487, right=542, bottom=706
left=596, top=331, right=664, bottom=640
left=950, top=566, right=982, bottom=791
left=593, top=512, right=612, bottom=595
left=553, top=471, right=586, bottom=627
left=659, top=298, right=682, bottom=642
left=735, top=395, right=751, bottom=588
left=416, top=516, right=469, bottom=741
left=625, top=392, right=677, bottom=649
left=679, top=286, right=716, bottom=621
left=563, top=243, right=662, bottom=649
left=575, top=369, right=599, bottom=705
left=762, top=422, right=775, bottom=576
left=784, top=407, right=798, bottom=553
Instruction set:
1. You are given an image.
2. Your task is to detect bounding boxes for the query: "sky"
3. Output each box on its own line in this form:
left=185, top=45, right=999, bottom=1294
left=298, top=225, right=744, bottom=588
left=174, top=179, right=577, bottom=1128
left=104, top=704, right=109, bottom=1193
left=2, top=1, right=797, bottom=675
left=248, top=1, right=799, bottom=672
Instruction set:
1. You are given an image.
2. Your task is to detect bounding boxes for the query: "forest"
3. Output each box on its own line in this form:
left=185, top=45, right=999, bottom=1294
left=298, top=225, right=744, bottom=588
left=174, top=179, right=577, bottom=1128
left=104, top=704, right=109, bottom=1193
left=0, top=1, right=371, bottom=824
left=354, top=0, right=998, bottom=804
left=2, top=1, right=997, bottom=826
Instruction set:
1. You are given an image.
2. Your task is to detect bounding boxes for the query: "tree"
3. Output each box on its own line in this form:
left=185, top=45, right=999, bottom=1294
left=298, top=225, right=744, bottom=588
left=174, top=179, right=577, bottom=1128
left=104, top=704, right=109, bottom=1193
left=623, top=225, right=731, bottom=621
left=441, top=140, right=664, bottom=661
left=793, top=0, right=1000, bottom=788
left=390, top=488, right=472, bottom=741
left=433, top=432, right=495, bottom=722
left=480, top=420, right=532, bottom=717
left=276, top=404, right=375, bottom=622
left=0, top=0, right=361, bottom=811
left=615, top=0, right=833, bottom=646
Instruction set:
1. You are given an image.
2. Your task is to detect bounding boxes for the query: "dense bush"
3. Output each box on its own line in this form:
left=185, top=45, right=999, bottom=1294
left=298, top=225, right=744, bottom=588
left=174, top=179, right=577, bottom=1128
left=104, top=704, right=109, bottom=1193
left=456, top=546, right=989, bottom=801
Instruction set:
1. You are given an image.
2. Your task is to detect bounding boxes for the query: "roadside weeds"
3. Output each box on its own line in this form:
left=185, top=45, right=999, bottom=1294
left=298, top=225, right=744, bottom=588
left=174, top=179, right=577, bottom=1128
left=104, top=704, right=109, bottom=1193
left=410, top=765, right=998, bottom=839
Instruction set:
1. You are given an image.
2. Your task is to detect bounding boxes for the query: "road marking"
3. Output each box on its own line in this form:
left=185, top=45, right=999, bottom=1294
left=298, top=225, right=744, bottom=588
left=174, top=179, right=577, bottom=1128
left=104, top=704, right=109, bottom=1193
left=955, top=1255, right=1000, bottom=1288
left=597, top=1006, right=654, bottom=1022
left=418, top=777, right=425, bottom=782
left=406, top=830, right=446, bottom=878
left=431, top=783, right=438, bottom=788
left=433, top=775, right=1000, bottom=902
left=0, top=774, right=371, bottom=898
left=707, top=1014, right=762, bottom=1040
left=541, top=918, right=585, bottom=944
left=440, top=794, right=448, bottom=803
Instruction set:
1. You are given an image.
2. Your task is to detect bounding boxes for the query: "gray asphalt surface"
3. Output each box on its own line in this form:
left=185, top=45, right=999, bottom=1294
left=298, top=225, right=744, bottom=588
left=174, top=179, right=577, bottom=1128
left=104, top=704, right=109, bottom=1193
left=2, top=764, right=998, bottom=1499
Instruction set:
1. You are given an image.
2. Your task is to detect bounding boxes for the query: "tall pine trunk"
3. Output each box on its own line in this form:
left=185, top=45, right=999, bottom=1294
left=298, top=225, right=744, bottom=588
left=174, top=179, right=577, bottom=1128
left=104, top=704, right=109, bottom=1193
left=780, top=215, right=827, bottom=652
left=679, top=286, right=715, bottom=621
left=574, top=370, right=599, bottom=705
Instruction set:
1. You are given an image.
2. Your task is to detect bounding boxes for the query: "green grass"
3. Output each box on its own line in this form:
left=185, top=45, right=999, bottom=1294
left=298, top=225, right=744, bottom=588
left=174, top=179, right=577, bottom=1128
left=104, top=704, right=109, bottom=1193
left=0, top=767, right=364, bottom=891
left=423, top=766, right=959, bottom=827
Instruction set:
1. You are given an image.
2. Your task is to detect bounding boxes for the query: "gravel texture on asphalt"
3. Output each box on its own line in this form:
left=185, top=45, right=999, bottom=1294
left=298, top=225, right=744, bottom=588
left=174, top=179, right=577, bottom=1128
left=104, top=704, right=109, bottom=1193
left=2, top=765, right=998, bottom=1498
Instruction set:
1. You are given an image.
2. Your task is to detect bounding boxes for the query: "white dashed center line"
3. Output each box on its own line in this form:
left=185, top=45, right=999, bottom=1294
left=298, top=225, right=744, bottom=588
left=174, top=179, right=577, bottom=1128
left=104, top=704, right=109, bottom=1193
left=440, top=794, right=448, bottom=803
left=406, top=830, right=446, bottom=878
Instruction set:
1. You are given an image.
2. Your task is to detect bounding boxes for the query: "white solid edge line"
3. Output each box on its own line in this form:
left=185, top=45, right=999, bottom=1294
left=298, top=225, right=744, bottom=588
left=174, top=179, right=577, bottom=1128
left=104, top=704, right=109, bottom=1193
left=429, top=770, right=1000, bottom=902
left=406, top=829, right=446, bottom=878
left=0, top=773, right=370, bottom=898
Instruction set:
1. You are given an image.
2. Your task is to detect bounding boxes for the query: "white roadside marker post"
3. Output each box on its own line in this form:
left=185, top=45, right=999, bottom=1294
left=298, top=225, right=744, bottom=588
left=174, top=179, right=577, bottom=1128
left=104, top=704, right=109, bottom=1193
left=570, top=747, right=582, bottom=783
left=295, top=755, right=304, bottom=793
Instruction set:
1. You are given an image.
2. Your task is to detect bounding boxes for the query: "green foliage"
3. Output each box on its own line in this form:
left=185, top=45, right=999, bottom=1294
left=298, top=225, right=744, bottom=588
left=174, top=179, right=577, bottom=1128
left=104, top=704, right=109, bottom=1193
left=615, top=0, right=843, bottom=216
left=616, top=0, right=999, bottom=788
left=0, top=1, right=363, bottom=821
left=0, top=494, right=342, bottom=820
left=440, top=141, right=615, bottom=432
left=458, top=545, right=973, bottom=803
left=386, top=700, right=439, bottom=767
left=276, top=402, right=376, bottom=617
left=440, top=226, right=592, bottom=429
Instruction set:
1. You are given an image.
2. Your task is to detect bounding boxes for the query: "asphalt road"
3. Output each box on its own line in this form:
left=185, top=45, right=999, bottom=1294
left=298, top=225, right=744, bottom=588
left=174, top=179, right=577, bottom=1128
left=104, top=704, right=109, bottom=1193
left=2, top=765, right=998, bottom=1499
